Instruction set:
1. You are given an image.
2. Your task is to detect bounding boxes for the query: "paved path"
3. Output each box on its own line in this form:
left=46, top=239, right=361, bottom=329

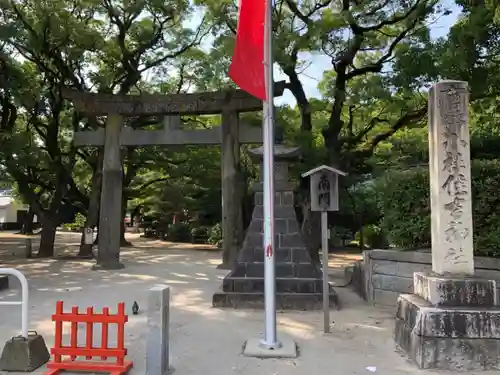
left=0, top=233, right=492, bottom=375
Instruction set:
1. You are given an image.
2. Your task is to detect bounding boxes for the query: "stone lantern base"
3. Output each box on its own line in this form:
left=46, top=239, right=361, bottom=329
left=394, top=272, right=500, bottom=371
left=213, top=188, right=339, bottom=310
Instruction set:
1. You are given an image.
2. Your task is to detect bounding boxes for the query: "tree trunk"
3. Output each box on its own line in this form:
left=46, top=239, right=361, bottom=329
left=37, top=221, right=57, bottom=257
left=20, top=207, right=35, bottom=235
left=78, top=149, right=103, bottom=258
left=300, top=202, right=321, bottom=264
left=120, top=192, right=132, bottom=247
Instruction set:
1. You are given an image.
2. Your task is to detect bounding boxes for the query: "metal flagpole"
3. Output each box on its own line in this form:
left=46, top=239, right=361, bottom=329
left=261, top=0, right=279, bottom=349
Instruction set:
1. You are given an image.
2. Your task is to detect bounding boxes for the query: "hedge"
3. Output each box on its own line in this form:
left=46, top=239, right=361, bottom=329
left=378, top=159, right=500, bottom=257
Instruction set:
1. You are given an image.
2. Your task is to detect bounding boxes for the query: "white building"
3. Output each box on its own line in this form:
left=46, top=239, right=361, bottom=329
left=0, top=190, right=38, bottom=230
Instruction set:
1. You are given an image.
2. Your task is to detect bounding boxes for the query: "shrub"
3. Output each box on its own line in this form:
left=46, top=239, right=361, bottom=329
left=62, top=213, right=86, bottom=232
left=378, top=159, right=500, bottom=257
left=208, top=223, right=222, bottom=247
left=354, top=224, right=389, bottom=249
left=191, top=226, right=210, bottom=244
left=167, top=223, right=192, bottom=243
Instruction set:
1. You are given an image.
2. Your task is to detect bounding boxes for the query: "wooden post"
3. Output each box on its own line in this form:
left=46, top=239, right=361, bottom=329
left=94, top=115, right=124, bottom=270
left=321, top=211, right=329, bottom=333
left=220, top=111, right=243, bottom=268
left=301, top=165, right=347, bottom=334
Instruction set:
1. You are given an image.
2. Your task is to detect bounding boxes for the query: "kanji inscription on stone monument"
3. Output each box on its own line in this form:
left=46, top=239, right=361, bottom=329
left=428, top=80, right=474, bottom=275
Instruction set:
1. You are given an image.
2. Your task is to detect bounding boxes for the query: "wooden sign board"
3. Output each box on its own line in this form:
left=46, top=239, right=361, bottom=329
left=301, top=165, right=347, bottom=212
left=310, top=172, right=338, bottom=212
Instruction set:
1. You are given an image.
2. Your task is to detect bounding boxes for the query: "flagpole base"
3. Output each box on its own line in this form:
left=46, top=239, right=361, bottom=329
left=242, top=336, right=297, bottom=358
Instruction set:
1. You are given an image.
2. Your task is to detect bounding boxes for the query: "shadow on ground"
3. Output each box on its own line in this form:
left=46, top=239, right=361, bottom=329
left=0, top=232, right=478, bottom=375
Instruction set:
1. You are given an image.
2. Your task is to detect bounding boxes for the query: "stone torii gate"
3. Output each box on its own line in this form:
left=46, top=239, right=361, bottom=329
left=63, top=83, right=285, bottom=269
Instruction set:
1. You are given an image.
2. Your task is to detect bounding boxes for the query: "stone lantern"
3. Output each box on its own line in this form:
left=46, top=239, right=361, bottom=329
left=212, top=133, right=339, bottom=310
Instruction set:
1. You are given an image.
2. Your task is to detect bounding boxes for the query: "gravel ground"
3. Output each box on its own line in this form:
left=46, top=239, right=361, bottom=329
left=0, top=233, right=495, bottom=375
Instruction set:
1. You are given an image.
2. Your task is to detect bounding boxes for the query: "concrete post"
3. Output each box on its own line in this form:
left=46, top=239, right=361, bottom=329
left=146, top=285, right=170, bottom=375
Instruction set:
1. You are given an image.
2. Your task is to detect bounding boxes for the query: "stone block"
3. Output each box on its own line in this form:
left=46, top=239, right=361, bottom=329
left=394, top=293, right=500, bottom=370
left=254, top=192, right=286, bottom=206
left=414, top=272, right=497, bottom=307
left=291, top=248, right=311, bottom=263
left=213, top=288, right=339, bottom=310
left=276, top=264, right=294, bottom=277
left=238, top=248, right=254, bottom=262
left=146, top=285, right=170, bottom=375
left=279, top=233, right=303, bottom=248
left=0, top=334, right=50, bottom=371
left=275, top=219, right=287, bottom=234
left=372, top=274, right=413, bottom=293
left=275, top=249, right=291, bottom=262
left=252, top=206, right=263, bottom=219
left=396, top=263, right=431, bottom=278
left=274, top=206, right=296, bottom=219
left=227, top=277, right=322, bottom=294
left=286, top=219, right=300, bottom=234
left=0, top=276, right=8, bottom=291
left=247, top=219, right=263, bottom=233
left=372, top=260, right=398, bottom=276
left=246, top=233, right=263, bottom=248
left=245, top=263, right=264, bottom=277
left=281, top=191, right=294, bottom=206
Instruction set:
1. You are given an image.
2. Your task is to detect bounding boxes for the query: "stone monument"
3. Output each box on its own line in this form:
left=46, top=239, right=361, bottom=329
left=394, top=80, right=500, bottom=370
left=212, top=136, right=339, bottom=310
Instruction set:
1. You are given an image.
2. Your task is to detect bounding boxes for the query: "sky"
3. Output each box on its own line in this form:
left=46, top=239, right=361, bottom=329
left=182, top=1, right=462, bottom=105
left=273, top=0, right=462, bottom=105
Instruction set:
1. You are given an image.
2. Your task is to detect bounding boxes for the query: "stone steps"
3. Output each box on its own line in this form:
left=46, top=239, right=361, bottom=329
left=223, top=276, right=323, bottom=294
left=213, top=288, right=339, bottom=310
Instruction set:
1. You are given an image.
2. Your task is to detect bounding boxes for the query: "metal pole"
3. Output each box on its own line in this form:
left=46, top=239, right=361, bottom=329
left=321, top=211, right=330, bottom=333
left=261, top=0, right=279, bottom=349
left=0, top=268, right=29, bottom=338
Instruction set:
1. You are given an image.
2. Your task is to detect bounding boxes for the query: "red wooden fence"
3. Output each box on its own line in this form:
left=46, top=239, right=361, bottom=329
left=43, top=301, right=133, bottom=375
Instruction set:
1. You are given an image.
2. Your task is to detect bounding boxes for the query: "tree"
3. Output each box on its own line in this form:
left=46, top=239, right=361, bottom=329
left=0, top=0, right=210, bottom=257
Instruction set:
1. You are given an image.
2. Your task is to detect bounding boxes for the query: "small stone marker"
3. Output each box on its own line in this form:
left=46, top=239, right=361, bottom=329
left=428, top=80, right=474, bottom=275
left=24, top=238, right=32, bottom=258
left=146, top=285, right=170, bottom=375
left=83, top=228, right=93, bottom=245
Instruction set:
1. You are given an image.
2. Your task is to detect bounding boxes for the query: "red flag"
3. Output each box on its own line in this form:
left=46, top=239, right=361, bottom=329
left=228, top=0, right=266, bottom=100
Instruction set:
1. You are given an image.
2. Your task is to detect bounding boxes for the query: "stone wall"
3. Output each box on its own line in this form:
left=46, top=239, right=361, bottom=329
left=363, top=250, right=500, bottom=306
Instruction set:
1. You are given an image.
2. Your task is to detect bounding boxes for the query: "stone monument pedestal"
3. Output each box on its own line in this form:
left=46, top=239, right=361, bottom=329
left=212, top=145, right=339, bottom=310
left=395, top=272, right=500, bottom=370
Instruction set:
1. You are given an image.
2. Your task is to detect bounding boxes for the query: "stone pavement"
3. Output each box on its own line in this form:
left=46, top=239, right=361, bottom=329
left=0, top=233, right=495, bottom=375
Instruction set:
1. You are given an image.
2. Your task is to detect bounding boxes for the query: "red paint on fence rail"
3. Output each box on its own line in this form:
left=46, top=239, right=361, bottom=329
left=43, top=301, right=133, bottom=375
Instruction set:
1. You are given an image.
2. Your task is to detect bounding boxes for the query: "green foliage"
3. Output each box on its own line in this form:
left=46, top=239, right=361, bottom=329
left=167, top=222, right=192, bottom=243
left=62, top=213, right=86, bottom=232
left=207, top=222, right=222, bottom=247
left=354, top=224, right=389, bottom=249
left=191, top=226, right=210, bottom=244
left=378, top=160, right=500, bottom=256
